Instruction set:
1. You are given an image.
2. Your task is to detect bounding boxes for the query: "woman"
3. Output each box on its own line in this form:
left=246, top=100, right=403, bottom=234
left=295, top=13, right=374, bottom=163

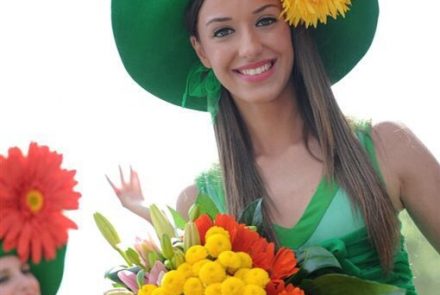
left=0, top=256, right=40, bottom=295
left=108, top=0, right=440, bottom=293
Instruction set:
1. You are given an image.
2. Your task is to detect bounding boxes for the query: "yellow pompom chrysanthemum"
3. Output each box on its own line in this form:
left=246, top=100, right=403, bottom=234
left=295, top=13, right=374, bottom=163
left=198, top=261, right=227, bottom=286
left=205, top=226, right=230, bottom=240
left=185, top=245, right=208, bottom=264
left=281, top=0, right=352, bottom=28
left=242, top=284, right=266, bottom=295
left=137, top=284, right=158, bottom=295
left=217, top=250, right=241, bottom=270
left=177, top=262, right=194, bottom=280
left=205, top=234, right=231, bottom=257
left=204, top=283, right=222, bottom=295
left=243, top=268, right=270, bottom=288
left=150, top=287, right=169, bottom=295
left=161, top=270, right=185, bottom=295
left=221, top=277, right=245, bottom=295
left=183, top=277, right=204, bottom=295
left=237, top=252, right=253, bottom=269
left=191, top=259, right=210, bottom=277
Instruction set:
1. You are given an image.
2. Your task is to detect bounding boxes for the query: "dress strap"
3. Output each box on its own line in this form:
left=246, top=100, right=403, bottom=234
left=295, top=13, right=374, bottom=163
left=353, top=121, right=385, bottom=181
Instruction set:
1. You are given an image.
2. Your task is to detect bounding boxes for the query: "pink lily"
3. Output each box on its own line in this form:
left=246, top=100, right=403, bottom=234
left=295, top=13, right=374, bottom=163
left=117, top=270, right=139, bottom=293
left=147, top=261, right=167, bottom=285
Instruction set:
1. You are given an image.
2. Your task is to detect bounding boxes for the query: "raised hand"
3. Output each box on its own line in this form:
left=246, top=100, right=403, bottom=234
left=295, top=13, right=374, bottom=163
left=106, top=166, right=151, bottom=223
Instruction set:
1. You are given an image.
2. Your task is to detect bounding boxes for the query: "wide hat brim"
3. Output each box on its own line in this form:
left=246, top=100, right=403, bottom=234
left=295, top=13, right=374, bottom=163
left=112, top=0, right=378, bottom=112
left=0, top=243, right=66, bottom=295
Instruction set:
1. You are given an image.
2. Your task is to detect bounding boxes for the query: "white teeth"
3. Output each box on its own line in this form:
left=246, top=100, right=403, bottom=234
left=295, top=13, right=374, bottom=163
left=240, top=62, right=272, bottom=76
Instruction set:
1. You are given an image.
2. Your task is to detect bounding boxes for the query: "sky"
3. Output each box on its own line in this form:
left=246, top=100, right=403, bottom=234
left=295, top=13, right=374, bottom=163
left=0, top=0, right=439, bottom=294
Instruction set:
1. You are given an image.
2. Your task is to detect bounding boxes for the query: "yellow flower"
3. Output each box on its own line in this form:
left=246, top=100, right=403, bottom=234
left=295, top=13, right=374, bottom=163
left=221, top=277, right=245, bottom=295
left=233, top=268, right=250, bottom=280
left=280, top=0, right=352, bottom=28
left=205, top=226, right=230, bottom=240
left=138, top=284, right=158, bottom=295
left=177, top=262, right=194, bottom=279
left=198, top=261, right=226, bottom=286
left=151, top=288, right=170, bottom=295
left=161, top=270, right=185, bottom=295
left=204, top=283, right=222, bottom=295
left=205, top=234, right=231, bottom=257
left=217, top=251, right=241, bottom=271
left=183, top=277, right=204, bottom=295
left=191, top=259, right=210, bottom=277
left=242, top=284, right=266, bottom=295
left=236, top=252, right=253, bottom=269
left=185, top=245, right=208, bottom=264
left=243, top=268, right=270, bottom=288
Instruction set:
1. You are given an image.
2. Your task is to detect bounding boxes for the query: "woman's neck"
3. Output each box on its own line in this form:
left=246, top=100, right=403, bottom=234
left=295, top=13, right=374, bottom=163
left=234, top=88, right=304, bottom=157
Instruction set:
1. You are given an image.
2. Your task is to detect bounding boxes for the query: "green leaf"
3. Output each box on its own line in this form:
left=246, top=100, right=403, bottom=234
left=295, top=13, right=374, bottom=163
left=105, top=266, right=126, bottom=285
left=296, top=246, right=342, bottom=276
left=195, top=194, right=220, bottom=219
left=167, top=206, right=186, bottom=229
left=136, top=269, right=146, bottom=288
left=300, top=274, right=406, bottom=295
left=126, top=247, right=142, bottom=267
left=238, top=198, right=263, bottom=227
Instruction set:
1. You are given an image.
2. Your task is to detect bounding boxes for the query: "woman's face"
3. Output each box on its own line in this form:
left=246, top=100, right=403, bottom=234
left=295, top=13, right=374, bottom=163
left=0, top=256, right=41, bottom=295
left=191, top=0, right=294, bottom=106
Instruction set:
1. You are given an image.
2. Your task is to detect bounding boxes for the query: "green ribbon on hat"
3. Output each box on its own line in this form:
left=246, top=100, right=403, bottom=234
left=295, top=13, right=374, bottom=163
left=182, top=62, right=222, bottom=119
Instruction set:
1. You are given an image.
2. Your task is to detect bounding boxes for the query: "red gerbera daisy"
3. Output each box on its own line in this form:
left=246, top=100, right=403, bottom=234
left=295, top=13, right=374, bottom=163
left=0, top=143, right=80, bottom=263
left=195, top=214, right=299, bottom=280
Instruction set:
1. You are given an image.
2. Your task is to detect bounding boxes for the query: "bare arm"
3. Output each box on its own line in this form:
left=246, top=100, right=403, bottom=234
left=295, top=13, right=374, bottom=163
left=176, top=184, right=198, bottom=221
left=373, top=121, right=440, bottom=253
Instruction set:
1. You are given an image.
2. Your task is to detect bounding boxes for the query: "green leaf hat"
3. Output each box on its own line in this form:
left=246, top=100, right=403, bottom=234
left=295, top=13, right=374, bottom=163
left=111, top=0, right=378, bottom=112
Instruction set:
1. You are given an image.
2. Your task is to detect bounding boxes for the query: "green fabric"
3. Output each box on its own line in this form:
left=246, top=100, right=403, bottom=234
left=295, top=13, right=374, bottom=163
left=274, top=177, right=338, bottom=249
left=0, top=242, right=66, bottom=295
left=194, top=123, right=417, bottom=294
left=182, top=62, right=221, bottom=119
left=111, top=0, right=379, bottom=112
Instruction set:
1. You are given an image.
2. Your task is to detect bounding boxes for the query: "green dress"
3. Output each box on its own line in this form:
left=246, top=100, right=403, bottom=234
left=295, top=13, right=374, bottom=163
left=195, top=123, right=417, bottom=294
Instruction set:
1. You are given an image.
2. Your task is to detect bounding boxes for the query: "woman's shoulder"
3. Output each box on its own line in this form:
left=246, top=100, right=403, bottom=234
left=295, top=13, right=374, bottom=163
left=370, top=120, right=438, bottom=211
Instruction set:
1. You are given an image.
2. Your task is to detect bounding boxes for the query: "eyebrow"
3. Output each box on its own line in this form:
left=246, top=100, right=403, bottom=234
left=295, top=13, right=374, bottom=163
left=205, top=4, right=278, bottom=27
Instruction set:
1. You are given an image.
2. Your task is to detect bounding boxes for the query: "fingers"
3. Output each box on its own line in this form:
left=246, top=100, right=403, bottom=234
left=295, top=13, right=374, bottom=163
left=119, top=165, right=125, bottom=186
left=106, top=174, right=121, bottom=196
left=130, top=166, right=143, bottom=198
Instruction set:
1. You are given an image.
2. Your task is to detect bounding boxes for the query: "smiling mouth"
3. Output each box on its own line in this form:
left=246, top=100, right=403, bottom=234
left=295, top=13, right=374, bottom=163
left=235, top=60, right=275, bottom=76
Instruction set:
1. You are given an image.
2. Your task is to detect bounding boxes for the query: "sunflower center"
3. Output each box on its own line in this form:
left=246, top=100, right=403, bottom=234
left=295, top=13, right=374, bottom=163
left=25, top=190, right=44, bottom=213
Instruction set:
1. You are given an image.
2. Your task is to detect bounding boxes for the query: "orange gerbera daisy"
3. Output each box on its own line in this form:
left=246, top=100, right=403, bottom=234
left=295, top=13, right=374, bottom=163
left=0, top=143, right=80, bottom=263
left=266, top=280, right=305, bottom=295
left=195, top=214, right=299, bottom=279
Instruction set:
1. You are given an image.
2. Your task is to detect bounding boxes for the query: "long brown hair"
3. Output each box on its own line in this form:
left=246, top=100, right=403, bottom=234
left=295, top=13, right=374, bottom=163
left=185, top=0, right=399, bottom=271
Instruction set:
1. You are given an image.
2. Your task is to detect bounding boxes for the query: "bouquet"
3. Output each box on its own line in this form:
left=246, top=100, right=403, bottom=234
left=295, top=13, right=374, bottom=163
left=95, top=196, right=405, bottom=295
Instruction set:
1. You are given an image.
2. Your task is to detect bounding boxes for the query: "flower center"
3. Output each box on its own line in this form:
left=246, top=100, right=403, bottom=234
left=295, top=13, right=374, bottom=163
left=25, top=190, right=44, bottom=213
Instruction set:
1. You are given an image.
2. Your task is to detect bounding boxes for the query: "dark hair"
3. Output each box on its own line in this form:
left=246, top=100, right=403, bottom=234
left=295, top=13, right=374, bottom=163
left=185, top=0, right=399, bottom=271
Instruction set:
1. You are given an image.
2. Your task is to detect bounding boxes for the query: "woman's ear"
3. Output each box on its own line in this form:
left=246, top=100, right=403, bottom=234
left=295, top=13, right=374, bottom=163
left=190, top=36, right=212, bottom=68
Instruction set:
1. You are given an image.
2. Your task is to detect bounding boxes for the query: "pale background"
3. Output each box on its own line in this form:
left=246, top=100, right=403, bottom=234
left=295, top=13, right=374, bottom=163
left=0, top=0, right=439, bottom=294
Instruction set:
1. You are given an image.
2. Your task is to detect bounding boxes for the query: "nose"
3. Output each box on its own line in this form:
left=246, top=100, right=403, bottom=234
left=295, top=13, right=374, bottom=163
left=238, top=27, right=263, bottom=59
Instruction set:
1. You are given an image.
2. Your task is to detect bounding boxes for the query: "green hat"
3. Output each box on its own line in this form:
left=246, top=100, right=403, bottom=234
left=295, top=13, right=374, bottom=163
left=0, top=244, right=66, bottom=295
left=111, top=0, right=378, bottom=112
